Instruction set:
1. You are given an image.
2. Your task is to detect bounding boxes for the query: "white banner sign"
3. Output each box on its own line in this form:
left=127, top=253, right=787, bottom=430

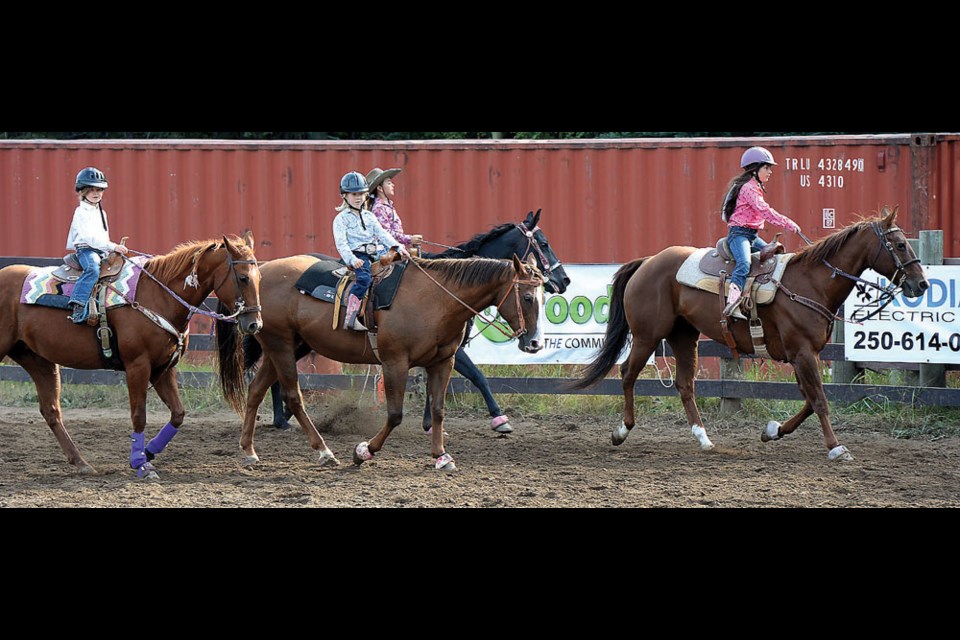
left=462, top=263, right=633, bottom=365
left=843, top=265, right=960, bottom=364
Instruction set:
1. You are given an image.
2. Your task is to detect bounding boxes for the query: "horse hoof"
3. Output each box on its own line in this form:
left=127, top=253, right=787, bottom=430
left=435, top=453, right=457, bottom=472
left=273, top=421, right=293, bottom=431
left=137, top=463, right=160, bottom=482
left=78, top=464, right=98, bottom=476
left=353, top=442, right=374, bottom=466
left=692, top=425, right=715, bottom=451
left=611, top=423, right=631, bottom=446
left=318, top=448, right=340, bottom=467
left=828, top=445, right=854, bottom=462
left=242, top=455, right=260, bottom=467
left=761, top=421, right=782, bottom=443
left=491, top=416, right=513, bottom=433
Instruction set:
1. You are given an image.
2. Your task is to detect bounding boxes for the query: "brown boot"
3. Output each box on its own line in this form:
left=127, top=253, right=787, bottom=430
left=344, top=294, right=367, bottom=331
left=723, top=284, right=748, bottom=320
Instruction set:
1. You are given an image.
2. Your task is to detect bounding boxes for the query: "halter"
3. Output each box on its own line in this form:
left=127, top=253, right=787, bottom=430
left=127, top=245, right=261, bottom=324
left=821, top=222, right=920, bottom=322
left=409, top=258, right=544, bottom=339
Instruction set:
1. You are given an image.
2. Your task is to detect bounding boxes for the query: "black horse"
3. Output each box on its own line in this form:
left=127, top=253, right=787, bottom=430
left=266, top=209, right=570, bottom=433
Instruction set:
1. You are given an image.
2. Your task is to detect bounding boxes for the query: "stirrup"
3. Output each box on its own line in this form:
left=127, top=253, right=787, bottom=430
left=723, top=299, right=748, bottom=320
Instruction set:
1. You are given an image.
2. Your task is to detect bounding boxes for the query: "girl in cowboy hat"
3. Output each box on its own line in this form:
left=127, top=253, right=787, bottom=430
left=721, top=146, right=801, bottom=320
left=65, top=167, right=129, bottom=324
left=332, top=171, right=410, bottom=331
left=366, top=167, right=422, bottom=254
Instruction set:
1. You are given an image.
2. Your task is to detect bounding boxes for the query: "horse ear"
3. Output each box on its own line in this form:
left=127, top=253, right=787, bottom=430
left=242, top=230, right=256, bottom=249
left=222, top=235, right=238, bottom=256
left=512, top=253, right=524, bottom=272
left=524, top=210, right=535, bottom=229
left=882, top=205, right=899, bottom=226
left=533, top=209, right=542, bottom=226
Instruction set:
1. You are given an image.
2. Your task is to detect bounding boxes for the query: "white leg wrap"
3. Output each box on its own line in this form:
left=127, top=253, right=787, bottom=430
left=763, top=421, right=781, bottom=442
left=692, top=425, right=715, bottom=451
left=612, top=423, right=631, bottom=446
left=828, top=445, right=854, bottom=462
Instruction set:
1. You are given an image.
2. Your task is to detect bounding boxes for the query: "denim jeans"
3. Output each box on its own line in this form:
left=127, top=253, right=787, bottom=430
left=727, top=227, right=767, bottom=290
left=69, top=248, right=104, bottom=318
left=349, top=252, right=373, bottom=299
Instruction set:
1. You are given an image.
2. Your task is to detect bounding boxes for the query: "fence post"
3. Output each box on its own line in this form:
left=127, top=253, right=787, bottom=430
left=719, top=356, right=742, bottom=416
left=831, top=303, right=863, bottom=384
left=919, top=230, right=946, bottom=388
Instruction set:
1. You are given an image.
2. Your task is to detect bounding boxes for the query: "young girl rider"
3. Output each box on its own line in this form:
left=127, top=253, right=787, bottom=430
left=721, top=146, right=801, bottom=320
left=332, top=171, right=410, bottom=331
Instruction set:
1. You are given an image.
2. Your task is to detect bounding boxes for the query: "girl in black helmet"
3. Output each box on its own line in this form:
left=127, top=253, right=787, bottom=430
left=65, top=167, right=129, bottom=323
left=332, top=171, right=410, bottom=331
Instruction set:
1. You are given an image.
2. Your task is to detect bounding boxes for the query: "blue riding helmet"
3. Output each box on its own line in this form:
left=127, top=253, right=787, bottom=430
left=340, top=171, right=369, bottom=194
left=75, top=167, right=108, bottom=191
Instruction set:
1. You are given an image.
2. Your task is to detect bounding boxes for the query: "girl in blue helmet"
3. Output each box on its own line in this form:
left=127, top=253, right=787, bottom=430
left=332, top=171, right=410, bottom=331
left=65, top=167, right=129, bottom=324
left=721, top=147, right=801, bottom=320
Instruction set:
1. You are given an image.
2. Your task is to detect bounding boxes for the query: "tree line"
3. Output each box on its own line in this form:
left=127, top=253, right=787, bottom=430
left=0, top=132, right=872, bottom=141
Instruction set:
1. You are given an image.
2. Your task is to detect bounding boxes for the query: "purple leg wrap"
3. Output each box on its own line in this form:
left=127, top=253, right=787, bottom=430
left=146, top=423, right=179, bottom=456
left=130, top=432, right=147, bottom=469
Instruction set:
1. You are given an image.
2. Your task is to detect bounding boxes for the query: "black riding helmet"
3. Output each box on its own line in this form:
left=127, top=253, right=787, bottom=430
left=76, top=167, right=108, bottom=192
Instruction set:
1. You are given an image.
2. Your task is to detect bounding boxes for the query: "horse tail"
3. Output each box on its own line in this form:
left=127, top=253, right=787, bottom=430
left=243, top=333, right=263, bottom=373
left=215, top=304, right=247, bottom=415
left=568, top=258, right=647, bottom=390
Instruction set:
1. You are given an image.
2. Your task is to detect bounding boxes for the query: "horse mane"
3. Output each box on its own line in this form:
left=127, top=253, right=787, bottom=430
left=412, top=256, right=515, bottom=287
left=790, top=215, right=881, bottom=267
left=144, top=238, right=225, bottom=282
left=428, top=223, right=517, bottom=258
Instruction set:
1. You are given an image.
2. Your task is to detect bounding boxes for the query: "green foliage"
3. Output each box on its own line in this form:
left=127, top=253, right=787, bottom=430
left=0, top=131, right=870, bottom=141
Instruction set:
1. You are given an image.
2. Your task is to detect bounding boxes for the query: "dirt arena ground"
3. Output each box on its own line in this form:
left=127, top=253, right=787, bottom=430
left=1, top=399, right=958, bottom=508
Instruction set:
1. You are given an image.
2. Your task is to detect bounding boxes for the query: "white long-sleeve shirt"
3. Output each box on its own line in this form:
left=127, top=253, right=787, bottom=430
left=65, top=200, right=119, bottom=252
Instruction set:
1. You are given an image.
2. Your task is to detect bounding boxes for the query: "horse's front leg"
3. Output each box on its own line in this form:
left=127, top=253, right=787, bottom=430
left=454, top=347, right=510, bottom=433
left=767, top=351, right=852, bottom=462
left=144, top=367, right=185, bottom=464
left=427, top=357, right=457, bottom=471
left=125, top=359, right=159, bottom=481
left=354, top=361, right=410, bottom=467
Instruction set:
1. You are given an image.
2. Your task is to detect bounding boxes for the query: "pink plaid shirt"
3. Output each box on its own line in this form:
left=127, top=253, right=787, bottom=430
left=728, top=180, right=797, bottom=231
left=370, top=197, right=413, bottom=246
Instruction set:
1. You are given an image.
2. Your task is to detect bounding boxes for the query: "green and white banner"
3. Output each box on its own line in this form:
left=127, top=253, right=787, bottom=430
left=462, top=263, right=628, bottom=365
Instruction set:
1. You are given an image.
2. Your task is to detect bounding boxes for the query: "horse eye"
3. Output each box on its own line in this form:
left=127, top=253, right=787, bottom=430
left=897, top=243, right=907, bottom=251
left=239, top=275, right=250, bottom=283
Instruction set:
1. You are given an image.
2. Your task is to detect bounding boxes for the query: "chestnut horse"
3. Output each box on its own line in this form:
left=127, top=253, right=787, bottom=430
left=572, top=207, right=929, bottom=462
left=266, top=209, right=570, bottom=433
left=0, top=232, right=263, bottom=480
left=241, top=254, right=545, bottom=471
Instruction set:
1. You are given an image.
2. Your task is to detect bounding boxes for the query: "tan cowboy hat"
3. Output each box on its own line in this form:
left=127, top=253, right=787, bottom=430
left=366, top=167, right=402, bottom=194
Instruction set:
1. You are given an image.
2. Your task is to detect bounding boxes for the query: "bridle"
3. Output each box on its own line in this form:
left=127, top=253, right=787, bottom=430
left=821, top=222, right=920, bottom=321
left=514, top=223, right=563, bottom=278
left=209, top=251, right=263, bottom=321
left=778, top=222, right=920, bottom=325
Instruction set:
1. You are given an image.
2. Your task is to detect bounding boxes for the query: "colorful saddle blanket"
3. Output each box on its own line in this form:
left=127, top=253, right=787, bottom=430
left=20, top=256, right=148, bottom=310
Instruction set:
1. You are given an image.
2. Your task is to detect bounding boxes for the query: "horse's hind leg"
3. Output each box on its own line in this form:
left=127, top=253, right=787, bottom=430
left=668, top=326, right=714, bottom=451
left=455, top=348, right=510, bottom=433
left=11, top=351, right=95, bottom=474
left=614, top=337, right=660, bottom=446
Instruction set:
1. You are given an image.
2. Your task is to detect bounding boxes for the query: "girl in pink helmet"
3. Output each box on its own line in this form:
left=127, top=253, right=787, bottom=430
left=721, top=146, right=801, bottom=319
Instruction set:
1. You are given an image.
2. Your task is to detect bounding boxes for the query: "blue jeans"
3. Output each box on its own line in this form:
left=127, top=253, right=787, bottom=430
left=349, top=252, right=373, bottom=299
left=727, top=227, right=767, bottom=290
left=69, top=248, right=104, bottom=318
